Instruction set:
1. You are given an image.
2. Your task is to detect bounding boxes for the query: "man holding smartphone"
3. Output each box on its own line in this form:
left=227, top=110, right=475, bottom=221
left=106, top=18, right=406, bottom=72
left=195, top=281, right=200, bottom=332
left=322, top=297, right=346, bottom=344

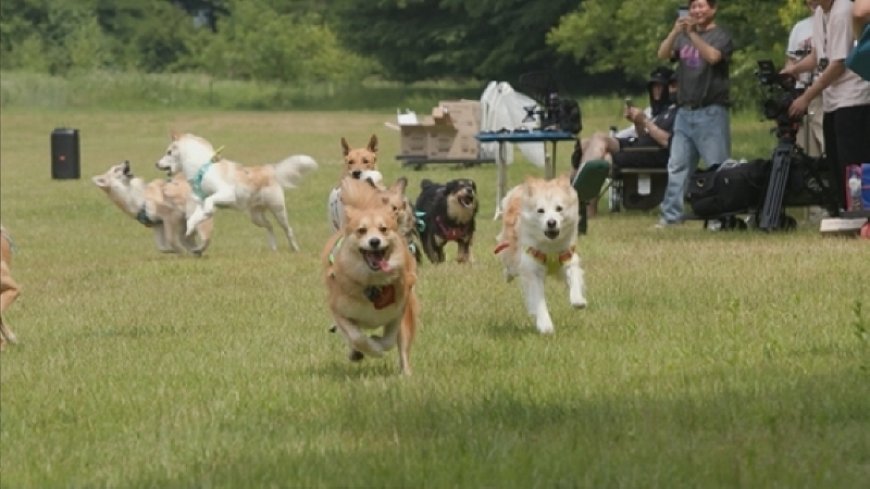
left=655, top=0, right=733, bottom=228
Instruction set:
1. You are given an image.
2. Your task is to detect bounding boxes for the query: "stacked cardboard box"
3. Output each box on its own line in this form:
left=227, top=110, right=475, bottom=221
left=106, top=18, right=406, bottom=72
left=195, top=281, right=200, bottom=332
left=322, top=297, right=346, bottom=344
left=398, top=100, right=481, bottom=160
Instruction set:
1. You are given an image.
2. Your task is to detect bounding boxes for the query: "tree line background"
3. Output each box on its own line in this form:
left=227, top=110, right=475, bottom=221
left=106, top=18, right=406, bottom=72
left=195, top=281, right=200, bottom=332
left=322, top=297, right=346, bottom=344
left=0, top=0, right=810, bottom=108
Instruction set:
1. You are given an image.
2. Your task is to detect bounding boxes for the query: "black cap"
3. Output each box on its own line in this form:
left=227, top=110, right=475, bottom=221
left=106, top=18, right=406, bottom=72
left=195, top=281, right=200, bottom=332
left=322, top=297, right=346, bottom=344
left=648, top=66, right=675, bottom=85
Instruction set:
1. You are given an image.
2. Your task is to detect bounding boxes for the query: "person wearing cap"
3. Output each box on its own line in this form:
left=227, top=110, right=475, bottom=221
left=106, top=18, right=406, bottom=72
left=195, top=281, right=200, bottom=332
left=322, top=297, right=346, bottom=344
left=571, top=66, right=679, bottom=216
left=655, top=0, right=733, bottom=228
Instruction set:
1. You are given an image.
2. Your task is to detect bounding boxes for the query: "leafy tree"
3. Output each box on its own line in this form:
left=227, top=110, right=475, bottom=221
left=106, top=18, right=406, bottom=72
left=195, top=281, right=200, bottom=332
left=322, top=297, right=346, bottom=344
left=196, top=0, right=372, bottom=84
left=548, top=0, right=798, bottom=107
left=329, top=0, right=581, bottom=85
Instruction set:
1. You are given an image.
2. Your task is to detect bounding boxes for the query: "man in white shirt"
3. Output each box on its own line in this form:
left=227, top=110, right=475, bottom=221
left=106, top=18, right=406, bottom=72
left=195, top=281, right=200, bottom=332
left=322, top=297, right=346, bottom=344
left=784, top=0, right=870, bottom=215
left=785, top=0, right=824, bottom=157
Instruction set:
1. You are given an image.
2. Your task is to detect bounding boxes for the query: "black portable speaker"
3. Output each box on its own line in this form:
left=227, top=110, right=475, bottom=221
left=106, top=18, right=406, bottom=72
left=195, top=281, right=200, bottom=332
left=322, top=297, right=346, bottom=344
left=51, top=128, right=80, bottom=179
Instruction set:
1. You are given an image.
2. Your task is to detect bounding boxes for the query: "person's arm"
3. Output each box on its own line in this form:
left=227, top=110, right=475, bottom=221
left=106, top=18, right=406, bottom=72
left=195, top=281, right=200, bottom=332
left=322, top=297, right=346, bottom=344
left=640, top=116, right=671, bottom=148
left=628, top=107, right=670, bottom=148
left=685, top=29, right=723, bottom=64
left=658, top=19, right=684, bottom=60
left=856, top=0, right=870, bottom=37
left=782, top=50, right=818, bottom=77
left=788, top=59, right=847, bottom=118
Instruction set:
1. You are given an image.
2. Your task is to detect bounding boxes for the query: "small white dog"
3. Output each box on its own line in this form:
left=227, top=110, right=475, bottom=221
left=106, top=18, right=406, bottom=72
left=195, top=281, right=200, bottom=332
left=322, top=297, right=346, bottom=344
left=494, top=175, right=587, bottom=334
left=155, top=132, right=317, bottom=251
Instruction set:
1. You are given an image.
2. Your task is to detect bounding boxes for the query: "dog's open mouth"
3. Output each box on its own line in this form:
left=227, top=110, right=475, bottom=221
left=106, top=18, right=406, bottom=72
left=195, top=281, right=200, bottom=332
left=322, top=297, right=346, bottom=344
left=544, top=229, right=560, bottom=239
left=361, top=249, right=391, bottom=272
left=459, top=194, right=475, bottom=208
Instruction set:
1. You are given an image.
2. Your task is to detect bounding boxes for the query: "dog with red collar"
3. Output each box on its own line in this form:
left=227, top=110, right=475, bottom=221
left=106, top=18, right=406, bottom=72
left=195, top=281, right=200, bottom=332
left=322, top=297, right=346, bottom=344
left=494, top=174, right=587, bottom=334
left=322, top=178, right=420, bottom=375
left=414, top=178, right=479, bottom=264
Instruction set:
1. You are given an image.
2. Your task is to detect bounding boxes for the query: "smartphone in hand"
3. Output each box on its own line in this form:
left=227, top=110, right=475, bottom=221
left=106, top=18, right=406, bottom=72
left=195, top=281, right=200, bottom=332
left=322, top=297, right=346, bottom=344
left=678, top=7, right=689, bottom=19
left=624, top=97, right=634, bottom=108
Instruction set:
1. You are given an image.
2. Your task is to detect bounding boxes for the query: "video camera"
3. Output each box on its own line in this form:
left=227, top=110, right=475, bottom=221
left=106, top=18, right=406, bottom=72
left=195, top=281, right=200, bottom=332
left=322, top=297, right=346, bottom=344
left=755, top=60, right=804, bottom=141
left=517, top=72, right=582, bottom=134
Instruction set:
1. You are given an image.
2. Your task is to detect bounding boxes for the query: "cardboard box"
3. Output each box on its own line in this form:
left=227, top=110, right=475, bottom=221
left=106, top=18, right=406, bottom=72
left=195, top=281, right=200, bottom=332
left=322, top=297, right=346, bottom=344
left=437, top=100, right=481, bottom=134
left=397, top=100, right=482, bottom=159
left=400, top=125, right=429, bottom=157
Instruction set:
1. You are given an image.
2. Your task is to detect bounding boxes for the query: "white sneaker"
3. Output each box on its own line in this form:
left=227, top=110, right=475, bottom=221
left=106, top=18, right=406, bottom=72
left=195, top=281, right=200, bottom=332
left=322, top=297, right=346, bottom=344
left=653, top=219, right=682, bottom=230
left=819, top=218, right=866, bottom=235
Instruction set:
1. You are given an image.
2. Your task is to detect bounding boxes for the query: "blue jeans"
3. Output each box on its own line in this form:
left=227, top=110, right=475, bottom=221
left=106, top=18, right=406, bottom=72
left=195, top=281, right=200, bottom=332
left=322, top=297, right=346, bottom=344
left=660, top=105, right=731, bottom=223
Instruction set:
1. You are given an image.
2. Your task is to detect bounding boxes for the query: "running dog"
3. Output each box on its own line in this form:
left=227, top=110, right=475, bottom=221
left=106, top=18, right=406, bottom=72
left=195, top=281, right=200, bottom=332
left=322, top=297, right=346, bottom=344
left=328, top=134, right=381, bottom=232
left=93, top=160, right=212, bottom=255
left=322, top=178, right=419, bottom=375
left=415, top=178, right=479, bottom=264
left=1, top=225, right=21, bottom=349
left=494, top=175, right=587, bottom=334
left=155, top=132, right=318, bottom=251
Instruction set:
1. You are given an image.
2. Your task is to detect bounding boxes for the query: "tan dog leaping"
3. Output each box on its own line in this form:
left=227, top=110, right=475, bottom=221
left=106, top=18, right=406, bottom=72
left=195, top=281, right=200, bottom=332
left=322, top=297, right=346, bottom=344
left=322, top=178, right=419, bottom=375
left=93, top=160, right=212, bottom=255
left=1, top=226, right=21, bottom=349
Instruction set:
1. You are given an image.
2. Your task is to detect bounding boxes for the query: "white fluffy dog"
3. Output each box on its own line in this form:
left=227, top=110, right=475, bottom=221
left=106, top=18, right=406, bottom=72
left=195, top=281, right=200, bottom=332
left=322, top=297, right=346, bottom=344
left=495, top=175, right=587, bottom=334
left=155, top=132, right=317, bottom=251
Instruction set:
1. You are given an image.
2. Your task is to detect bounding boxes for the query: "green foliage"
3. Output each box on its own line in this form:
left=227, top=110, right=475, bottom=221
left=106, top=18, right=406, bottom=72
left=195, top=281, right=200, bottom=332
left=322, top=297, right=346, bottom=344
left=330, top=0, right=580, bottom=83
left=548, top=1, right=798, bottom=109
left=194, top=0, right=373, bottom=84
left=0, top=0, right=849, bottom=105
left=66, top=15, right=113, bottom=72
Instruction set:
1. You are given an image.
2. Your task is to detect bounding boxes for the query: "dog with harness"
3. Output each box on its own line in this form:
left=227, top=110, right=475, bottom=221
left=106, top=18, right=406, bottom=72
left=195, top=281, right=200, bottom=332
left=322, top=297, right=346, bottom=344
left=93, top=160, right=213, bottom=255
left=155, top=132, right=317, bottom=251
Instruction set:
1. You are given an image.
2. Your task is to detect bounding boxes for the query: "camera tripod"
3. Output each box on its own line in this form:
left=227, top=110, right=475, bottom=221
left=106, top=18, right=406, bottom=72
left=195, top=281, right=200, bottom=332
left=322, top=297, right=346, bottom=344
left=758, top=136, right=796, bottom=231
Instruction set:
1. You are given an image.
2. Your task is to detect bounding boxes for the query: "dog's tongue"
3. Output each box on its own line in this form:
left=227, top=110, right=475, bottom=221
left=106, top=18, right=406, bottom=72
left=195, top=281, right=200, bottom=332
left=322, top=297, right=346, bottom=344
left=364, top=250, right=392, bottom=272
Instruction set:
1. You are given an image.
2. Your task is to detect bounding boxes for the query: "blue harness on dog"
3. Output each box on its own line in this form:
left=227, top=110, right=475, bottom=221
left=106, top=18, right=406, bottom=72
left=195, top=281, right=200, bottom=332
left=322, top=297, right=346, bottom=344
left=189, top=146, right=225, bottom=200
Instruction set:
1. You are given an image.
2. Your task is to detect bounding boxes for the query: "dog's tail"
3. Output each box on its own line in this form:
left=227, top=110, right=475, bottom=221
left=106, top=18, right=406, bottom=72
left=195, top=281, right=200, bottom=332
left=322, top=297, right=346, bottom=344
left=399, top=287, right=420, bottom=375
left=272, top=155, right=318, bottom=189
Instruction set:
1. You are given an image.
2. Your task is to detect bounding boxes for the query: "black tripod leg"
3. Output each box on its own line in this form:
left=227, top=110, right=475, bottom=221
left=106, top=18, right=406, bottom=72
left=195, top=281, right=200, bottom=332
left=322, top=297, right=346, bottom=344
left=759, top=142, right=793, bottom=231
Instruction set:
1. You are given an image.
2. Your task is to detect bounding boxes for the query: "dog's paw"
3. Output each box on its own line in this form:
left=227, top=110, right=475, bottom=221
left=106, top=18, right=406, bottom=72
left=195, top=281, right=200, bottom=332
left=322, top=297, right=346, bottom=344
left=348, top=350, right=364, bottom=362
left=538, top=324, right=553, bottom=334
left=536, top=320, right=554, bottom=335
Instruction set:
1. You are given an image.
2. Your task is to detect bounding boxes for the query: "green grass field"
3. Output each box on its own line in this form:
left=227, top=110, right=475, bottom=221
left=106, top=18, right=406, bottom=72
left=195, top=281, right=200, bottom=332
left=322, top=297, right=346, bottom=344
left=1, top=107, right=868, bottom=488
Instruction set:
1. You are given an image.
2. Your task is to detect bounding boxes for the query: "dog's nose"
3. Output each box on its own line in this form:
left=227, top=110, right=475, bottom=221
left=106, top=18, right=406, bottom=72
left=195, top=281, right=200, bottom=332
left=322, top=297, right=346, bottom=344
left=352, top=170, right=362, bottom=179
left=547, top=219, right=557, bottom=229
left=368, top=237, right=381, bottom=249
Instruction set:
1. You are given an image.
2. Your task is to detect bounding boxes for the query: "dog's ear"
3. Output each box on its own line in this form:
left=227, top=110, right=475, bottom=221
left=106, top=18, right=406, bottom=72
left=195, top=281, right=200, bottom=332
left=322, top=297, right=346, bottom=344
left=523, top=176, right=537, bottom=198
left=556, top=173, right=571, bottom=187
left=367, top=134, right=378, bottom=153
left=341, top=137, right=350, bottom=156
left=170, top=130, right=182, bottom=141
left=390, top=177, right=408, bottom=195
left=92, top=175, right=108, bottom=188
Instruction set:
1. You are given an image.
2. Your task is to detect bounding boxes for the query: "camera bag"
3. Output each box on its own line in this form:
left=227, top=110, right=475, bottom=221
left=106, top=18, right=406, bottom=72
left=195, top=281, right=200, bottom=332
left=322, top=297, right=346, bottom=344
left=686, top=159, right=768, bottom=217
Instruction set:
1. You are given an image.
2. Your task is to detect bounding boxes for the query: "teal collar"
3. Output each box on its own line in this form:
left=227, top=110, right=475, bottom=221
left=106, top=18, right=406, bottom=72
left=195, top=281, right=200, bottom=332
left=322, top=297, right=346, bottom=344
left=190, top=160, right=212, bottom=200
left=135, top=207, right=160, bottom=227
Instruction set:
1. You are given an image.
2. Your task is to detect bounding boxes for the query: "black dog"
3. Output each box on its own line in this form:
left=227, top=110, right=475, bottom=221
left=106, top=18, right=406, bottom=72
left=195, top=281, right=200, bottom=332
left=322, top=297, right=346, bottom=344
left=415, top=178, right=479, bottom=264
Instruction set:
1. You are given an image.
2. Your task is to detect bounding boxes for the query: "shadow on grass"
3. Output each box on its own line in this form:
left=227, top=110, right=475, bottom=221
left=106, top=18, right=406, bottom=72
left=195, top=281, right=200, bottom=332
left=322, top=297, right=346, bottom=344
left=128, top=366, right=869, bottom=488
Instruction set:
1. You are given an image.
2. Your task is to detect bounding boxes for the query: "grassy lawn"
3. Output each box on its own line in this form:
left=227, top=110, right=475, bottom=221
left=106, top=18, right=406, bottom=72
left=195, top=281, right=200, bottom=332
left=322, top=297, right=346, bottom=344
left=0, top=107, right=868, bottom=488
